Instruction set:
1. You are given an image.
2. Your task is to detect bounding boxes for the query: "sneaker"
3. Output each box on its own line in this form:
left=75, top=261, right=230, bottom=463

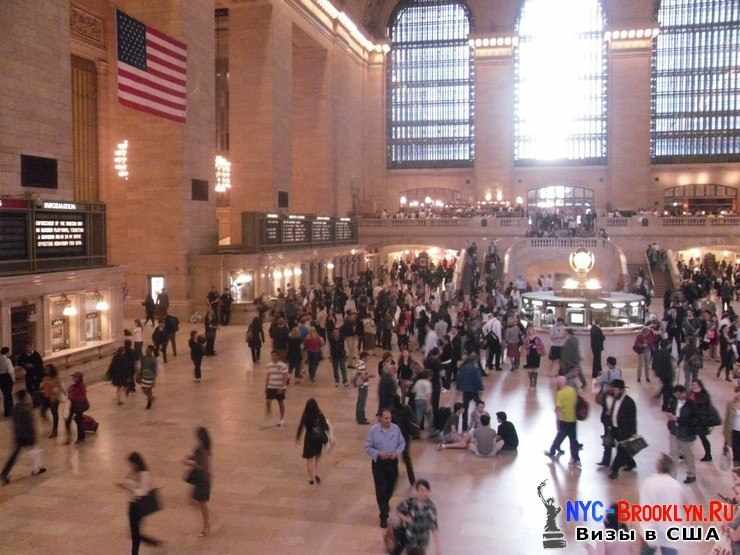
left=32, top=468, right=47, bottom=476
left=544, top=450, right=556, bottom=459
left=684, top=476, right=696, bottom=484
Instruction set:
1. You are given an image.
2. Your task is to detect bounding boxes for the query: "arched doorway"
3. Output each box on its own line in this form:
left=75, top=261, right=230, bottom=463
left=527, top=185, right=594, bottom=212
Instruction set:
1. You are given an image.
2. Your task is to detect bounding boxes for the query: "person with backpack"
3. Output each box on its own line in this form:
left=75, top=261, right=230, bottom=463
left=296, top=398, right=331, bottom=485
left=0, top=390, right=46, bottom=484
left=545, top=376, right=581, bottom=468
left=665, top=385, right=699, bottom=484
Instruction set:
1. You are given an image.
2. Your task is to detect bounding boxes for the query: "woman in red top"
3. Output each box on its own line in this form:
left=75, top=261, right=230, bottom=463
left=303, top=327, right=325, bottom=383
left=65, top=372, right=89, bottom=444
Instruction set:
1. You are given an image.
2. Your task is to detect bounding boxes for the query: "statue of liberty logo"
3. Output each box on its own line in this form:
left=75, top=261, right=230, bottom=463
left=537, top=480, right=567, bottom=549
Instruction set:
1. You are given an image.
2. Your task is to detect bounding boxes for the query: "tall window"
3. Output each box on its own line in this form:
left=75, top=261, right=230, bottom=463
left=514, top=0, right=607, bottom=164
left=71, top=56, right=99, bottom=201
left=652, top=0, right=740, bottom=162
left=387, top=0, right=474, bottom=168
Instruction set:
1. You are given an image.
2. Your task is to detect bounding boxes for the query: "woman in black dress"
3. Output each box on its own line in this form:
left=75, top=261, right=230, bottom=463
left=296, top=398, right=331, bottom=485
left=246, top=316, right=265, bottom=363
left=184, top=427, right=211, bottom=536
left=107, top=347, right=129, bottom=405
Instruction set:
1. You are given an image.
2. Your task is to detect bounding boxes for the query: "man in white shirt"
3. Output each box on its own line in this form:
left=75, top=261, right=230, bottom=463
left=0, top=347, right=16, bottom=417
left=423, top=324, right=439, bottom=358
left=639, top=454, right=683, bottom=554
left=482, top=314, right=502, bottom=371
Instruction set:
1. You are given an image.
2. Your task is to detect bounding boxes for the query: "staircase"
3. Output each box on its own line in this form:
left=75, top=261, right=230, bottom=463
left=651, top=266, right=671, bottom=300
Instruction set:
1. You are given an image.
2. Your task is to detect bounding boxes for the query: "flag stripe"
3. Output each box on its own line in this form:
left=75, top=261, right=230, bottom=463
left=148, top=52, right=186, bottom=74
left=146, top=26, right=187, bottom=52
left=118, top=82, right=186, bottom=108
left=119, top=97, right=186, bottom=123
left=148, top=60, right=187, bottom=82
left=119, top=90, right=186, bottom=117
left=145, top=38, right=186, bottom=62
left=119, top=66, right=186, bottom=95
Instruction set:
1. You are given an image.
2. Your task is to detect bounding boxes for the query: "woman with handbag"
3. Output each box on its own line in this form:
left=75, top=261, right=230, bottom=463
left=65, top=372, right=88, bottom=445
left=107, top=347, right=130, bottom=406
left=295, top=398, right=331, bottom=485
left=116, top=452, right=161, bottom=555
left=184, top=427, right=212, bottom=537
left=690, top=379, right=718, bottom=462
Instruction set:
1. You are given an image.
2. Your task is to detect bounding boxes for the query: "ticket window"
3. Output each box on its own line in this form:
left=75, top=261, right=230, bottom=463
left=84, top=293, right=102, bottom=342
left=49, top=297, right=72, bottom=352
left=148, top=276, right=165, bottom=303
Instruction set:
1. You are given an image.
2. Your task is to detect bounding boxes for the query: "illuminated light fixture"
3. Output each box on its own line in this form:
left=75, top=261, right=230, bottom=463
left=424, top=196, right=433, bottom=205
left=475, top=38, right=483, bottom=47
left=484, top=191, right=493, bottom=202
left=590, top=303, right=607, bottom=309
left=214, top=155, right=231, bottom=192
left=628, top=29, right=636, bottom=39
left=612, top=303, right=626, bottom=309
left=382, top=44, right=390, bottom=54
left=515, top=196, right=524, bottom=205
left=350, top=249, right=356, bottom=255
left=532, top=300, right=544, bottom=307
left=94, top=293, right=110, bottom=312
left=114, top=140, right=129, bottom=179
left=283, top=268, right=293, bottom=278
left=327, top=262, right=335, bottom=270
left=636, top=29, right=644, bottom=38
left=434, top=200, right=444, bottom=207
left=273, top=270, right=283, bottom=279
left=400, top=195, right=408, bottom=206
left=315, top=0, right=339, bottom=19
left=337, top=11, right=374, bottom=52
left=266, top=213, right=279, bottom=219
left=482, top=38, right=490, bottom=47
left=606, top=28, right=659, bottom=41
left=468, top=39, right=476, bottom=47
left=235, top=272, right=252, bottom=285
left=288, top=214, right=305, bottom=220
left=567, top=303, right=584, bottom=308
left=61, top=295, right=77, bottom=317
left=563, top=278, right=579, bottom=289
left=585, top=278, right=601, bottom=290
left=569, top=249, right=596, bottom=275
left=409, top=200, right=419, bottom=208
left=629, top=302, right=640, bottom=307
left=496, top=189, right=503, bottom=202
left=294, top=267, right=302, bottom=276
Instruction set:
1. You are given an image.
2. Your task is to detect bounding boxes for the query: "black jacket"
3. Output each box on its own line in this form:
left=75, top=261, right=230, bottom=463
left=590, top=325, right=605, bottom=352
left=607, top=394, right=637, bottom=441
left=378, top=374, right=398, bottom=412
left=667, top=397, right=699, bottom=441
left=13, top=402, right=35, bottom=447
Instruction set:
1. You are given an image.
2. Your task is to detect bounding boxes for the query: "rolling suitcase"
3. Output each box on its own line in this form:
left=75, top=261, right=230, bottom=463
left=81, top=414, right=99, bottom=433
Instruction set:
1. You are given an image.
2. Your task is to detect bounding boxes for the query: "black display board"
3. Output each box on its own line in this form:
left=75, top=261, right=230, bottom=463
left=281, top=218, right=309, bottom=244
left=242, top=212, right=357, bottom=252
left=311, top=218, right=332, bottom=242
left=263, top=216, right=281, bottom=244
left=34, top=211, right=86, bottom=258
left=0, top=212, right=28, bottom=261
left=334, top=219, right=353, bottom=242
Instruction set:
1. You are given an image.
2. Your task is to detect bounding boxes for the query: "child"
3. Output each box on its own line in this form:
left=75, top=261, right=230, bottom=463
left=353, top=351, right=370, bottom=424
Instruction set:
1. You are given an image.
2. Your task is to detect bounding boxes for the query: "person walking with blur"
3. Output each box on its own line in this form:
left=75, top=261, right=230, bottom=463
left=65, top=372, right=89, bottom=445
left=108, top=346, right=130, bottom=405
left=389, top=479, right=441, bottom=555
left=265, top=351, right=289, bottom=426
left=723, top=386, right=740, bottom=470
left=39, top=365, right=62, bottom=438
left=189, top=331, right=205, bottom=382
left=545, top=376, right=581, bottom=467
left=304, top=327, right=324, bottom=384
left=140, top=346, right=158, bottom=410
left=296, top=398, right=332, bottom=485
left=246, top=317, right=265, bottom=364
left=184, top=427, right=212, bottom=537
left=1, top=390, right=46, bottom=485
left=0, top=347, right=15, bottom=417
left=116, top=452, right=161, bottom=554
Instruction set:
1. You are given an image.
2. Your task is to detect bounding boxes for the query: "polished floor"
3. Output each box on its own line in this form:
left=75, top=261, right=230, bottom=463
left=0, top=317, right=736, bottom=554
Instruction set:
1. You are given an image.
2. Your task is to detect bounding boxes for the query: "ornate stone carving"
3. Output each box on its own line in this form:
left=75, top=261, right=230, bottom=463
left=71, top=4, right=104, bottom=48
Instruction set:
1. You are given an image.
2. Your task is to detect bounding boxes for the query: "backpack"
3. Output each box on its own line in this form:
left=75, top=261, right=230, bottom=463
left=575, top=395, right=589, bottom=421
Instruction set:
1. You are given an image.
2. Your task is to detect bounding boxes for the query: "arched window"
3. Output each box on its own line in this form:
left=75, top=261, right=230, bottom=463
left=652, top=0, right=740, bottom=162
left=387, top=0, right=474, bottom=168
left=514, top=0, right=607, bottom=164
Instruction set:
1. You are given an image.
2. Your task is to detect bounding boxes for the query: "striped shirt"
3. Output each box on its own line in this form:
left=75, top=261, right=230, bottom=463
left=266, top=362, right=288, bottom=390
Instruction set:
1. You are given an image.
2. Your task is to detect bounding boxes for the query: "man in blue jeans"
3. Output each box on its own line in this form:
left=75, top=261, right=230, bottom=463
left=455, top=351, right=484, bottom=431
left=545, top=376, right=581, bottom=467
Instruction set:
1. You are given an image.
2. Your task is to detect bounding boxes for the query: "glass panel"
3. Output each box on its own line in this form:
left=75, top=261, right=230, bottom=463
left=388, top=0, right=474, bottom=168
left=514, top=0, right=607, bottom=163
left=652, top=0, right=740, bottom=161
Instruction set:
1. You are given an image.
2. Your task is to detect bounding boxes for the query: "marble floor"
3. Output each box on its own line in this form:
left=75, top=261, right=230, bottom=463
left=0, top=321, right=736, bottom=555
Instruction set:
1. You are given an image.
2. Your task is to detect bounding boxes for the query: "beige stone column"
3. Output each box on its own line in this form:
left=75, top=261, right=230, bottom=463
left=229, top=1, right=293, bottom=243
left=607, top=44, right=653, bottom=210
left=474, top=50, right=514, bottom=202
left=107, top=0, right=216, bottom=319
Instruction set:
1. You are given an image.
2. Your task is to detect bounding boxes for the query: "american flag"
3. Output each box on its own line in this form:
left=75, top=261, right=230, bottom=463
left=116, top=9, right=187, bottom=123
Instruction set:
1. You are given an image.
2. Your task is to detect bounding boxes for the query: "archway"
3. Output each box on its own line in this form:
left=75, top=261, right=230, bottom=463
left=663, top=184, right=737, bottom=215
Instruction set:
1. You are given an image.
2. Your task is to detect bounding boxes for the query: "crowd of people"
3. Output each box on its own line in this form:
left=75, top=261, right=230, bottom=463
left=2, top=242, right=740, bottom=554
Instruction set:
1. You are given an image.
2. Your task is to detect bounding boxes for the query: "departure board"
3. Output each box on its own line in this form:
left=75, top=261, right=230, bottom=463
left=311, top=218, right=332, bottom=242
left=263, top=216, right=281, bottom=244
left=242, top=212, right=357, bottom=252
left=0, top=212, right=29, bottom=261
left=281, top=218, right=309, bottom=244
left=334, top=219, right=353, bottom=242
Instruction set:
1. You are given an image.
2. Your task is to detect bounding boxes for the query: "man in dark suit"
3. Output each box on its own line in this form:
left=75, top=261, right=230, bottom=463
left=590, top=322, right=605, bottom=378
left=603, top=379, right=637, bottom=480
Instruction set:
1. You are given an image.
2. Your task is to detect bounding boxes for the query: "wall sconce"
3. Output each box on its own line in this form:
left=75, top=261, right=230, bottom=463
left=424, top=196, right=432, bottom=205
left=400, top=195, right=408, bottom=206
left=61, top=294, right=77, bottom=317
left=284, top=268, right=293, bottom=278
left=273, top=270, right=283, bottom=280
left=215, top=155, right=231, bottom=192
left=327, top=262, right=335, bottom=270
left=515, top=196, right=524, bottom=205
left=114, top=140, right=129, bottom=179
left=294, top=267, right=302, bottom=276
left=484, top=191, right=492, bottom=202
left=94, top=292, right=110, bottom=312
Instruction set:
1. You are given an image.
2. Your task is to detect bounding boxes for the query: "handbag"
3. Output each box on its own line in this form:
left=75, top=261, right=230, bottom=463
left=601, top=432, right=615, bottom=448
left=618, top=435, right=648, bottom=457
left=137, top=489, right=162, bottom=517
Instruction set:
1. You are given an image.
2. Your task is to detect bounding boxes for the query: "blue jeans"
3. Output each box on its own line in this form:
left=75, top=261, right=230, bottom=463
left=332, top=357, right=347, bottom=384
left=356, top=386, right=368, bottom=423
left=548, top=420, right=579, bottom=461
